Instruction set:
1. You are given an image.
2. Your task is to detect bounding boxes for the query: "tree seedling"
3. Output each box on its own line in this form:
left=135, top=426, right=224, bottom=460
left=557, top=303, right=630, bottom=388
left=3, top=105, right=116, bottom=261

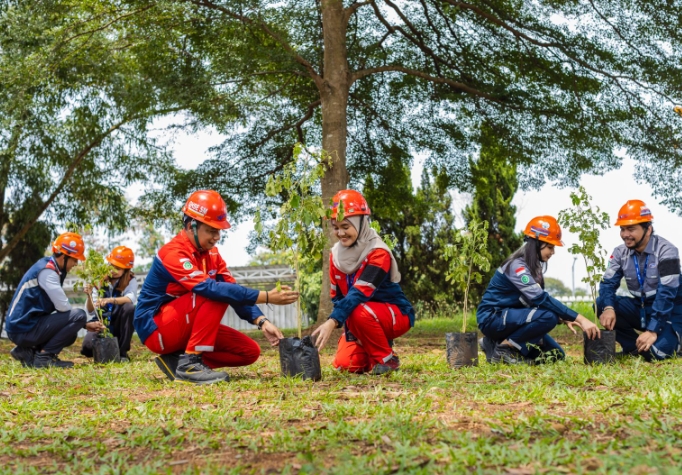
left=444, top=218, right=491, bottom=333
left=254, top=144, right=331, bottom=339
left=73, top=249, right=114, bottom=336
left=558, top=186, right=610, bottom=322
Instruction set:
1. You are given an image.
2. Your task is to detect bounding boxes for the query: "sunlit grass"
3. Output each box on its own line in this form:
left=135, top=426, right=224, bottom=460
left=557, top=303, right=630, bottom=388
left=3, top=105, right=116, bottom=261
left=2, top=317, right=682, bottom=474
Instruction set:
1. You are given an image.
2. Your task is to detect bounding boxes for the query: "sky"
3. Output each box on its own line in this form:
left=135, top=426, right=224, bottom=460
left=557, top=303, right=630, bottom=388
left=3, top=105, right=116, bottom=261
left=123, top=123, right=682, bottom=292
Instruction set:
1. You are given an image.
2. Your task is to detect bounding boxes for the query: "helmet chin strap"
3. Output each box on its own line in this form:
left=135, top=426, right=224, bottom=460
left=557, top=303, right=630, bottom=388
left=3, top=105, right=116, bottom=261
left=191, top=219, right=203, bottom=251
left=59, top=255, right=69, bottom=276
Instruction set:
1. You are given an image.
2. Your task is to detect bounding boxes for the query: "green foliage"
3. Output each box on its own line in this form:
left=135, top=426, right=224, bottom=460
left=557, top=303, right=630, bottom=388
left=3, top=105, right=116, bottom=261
left=464, top=125, right=523, bottom=300
left=544, top=277, right=572, bottom=297
left=364, top=151, right=458, bottom=304
left=0, top=1, right=182, bottom=263
left=112, top=0, right=682, bottom=218
left=444, top=219, right=491, bottom=333
left=72, top=250, right=114, bottom=336
left=558, top=187, right=611, bottom=322
left=254, top=144, right=330, bottom=338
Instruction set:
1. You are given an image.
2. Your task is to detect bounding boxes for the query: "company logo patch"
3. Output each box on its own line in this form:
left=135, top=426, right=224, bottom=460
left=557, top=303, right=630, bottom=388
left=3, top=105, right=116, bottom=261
left=539, top=220, right=550, bottom=230
left=640, top=207, right=651, bottom=217
left=208, top=270, right=217, bottom=276
left=187, top=200, right=209, bottom=216
left=217, top=213, right=227, bottom=222
left=520, top=275, right=531, bottom=285
left=183, top=261, right=193, bottom=270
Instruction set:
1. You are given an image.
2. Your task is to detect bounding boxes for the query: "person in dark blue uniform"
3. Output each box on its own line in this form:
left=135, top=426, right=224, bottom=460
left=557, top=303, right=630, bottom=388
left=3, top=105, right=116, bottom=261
left=477, top=216, right=600, bottom=364
left=597, top=200, right=682, bottom=360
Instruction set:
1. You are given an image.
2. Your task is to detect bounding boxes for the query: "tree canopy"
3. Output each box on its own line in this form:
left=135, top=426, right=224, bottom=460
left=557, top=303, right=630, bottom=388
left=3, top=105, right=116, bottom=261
left=0, top=1, right=183, bottom=265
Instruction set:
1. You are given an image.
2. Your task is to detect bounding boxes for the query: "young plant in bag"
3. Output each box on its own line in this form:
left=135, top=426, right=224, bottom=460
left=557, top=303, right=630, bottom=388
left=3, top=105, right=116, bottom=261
left=73, top=249, right=114, bottom=336
left=254, top=144, right=331, bottom=339
left=558, top=186, right=610, bottom=322
left=444, top=218, right=491, bottom=333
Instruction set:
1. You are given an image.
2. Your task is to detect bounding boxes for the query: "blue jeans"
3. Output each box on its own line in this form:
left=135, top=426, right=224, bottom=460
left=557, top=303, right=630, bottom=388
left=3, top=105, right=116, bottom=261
left=479, top=308, right=564, bottom=358
left=596, top=296, right=681, bottom=360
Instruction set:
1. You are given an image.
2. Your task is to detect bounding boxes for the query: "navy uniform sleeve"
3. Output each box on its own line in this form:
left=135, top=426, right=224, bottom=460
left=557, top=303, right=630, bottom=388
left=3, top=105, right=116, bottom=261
left=599, top=246, right=625, bottom=309
left=504, top=259, right=578, bottom=321
left=648, top=241, right=681, bottom=333
left=214, top=275, right=263, bottom=324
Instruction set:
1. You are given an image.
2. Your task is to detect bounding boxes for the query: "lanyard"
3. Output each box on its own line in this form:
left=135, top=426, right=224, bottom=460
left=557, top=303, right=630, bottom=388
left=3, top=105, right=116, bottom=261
left=632, top=253, right=649, bottom=327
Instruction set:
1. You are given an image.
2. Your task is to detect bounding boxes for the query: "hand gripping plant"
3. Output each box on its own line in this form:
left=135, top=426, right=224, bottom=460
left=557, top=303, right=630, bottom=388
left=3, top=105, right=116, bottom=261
left=254, top=144, right=329, bottom=380
left=73, top=249, right=114, bottom=336
left=443, top=218, right=491, bottom=368
left=558, top=186, right=611, bottom=322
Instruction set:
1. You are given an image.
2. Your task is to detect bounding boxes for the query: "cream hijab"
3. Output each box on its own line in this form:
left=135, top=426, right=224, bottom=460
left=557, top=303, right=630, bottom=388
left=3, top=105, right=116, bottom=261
left=331, top=216, right=401, bottom=282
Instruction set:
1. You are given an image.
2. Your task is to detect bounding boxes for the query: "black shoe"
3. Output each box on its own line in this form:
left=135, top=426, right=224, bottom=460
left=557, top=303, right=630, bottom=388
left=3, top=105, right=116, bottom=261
left=33, top=353, right=74, bottom=369
left=370, top=356, right=401, bottom=375
left=154, top=352, right=181, bottom=381
left=491, top=344, right=527, bottom=365
left=10, top=346, right=35, bottom=367
left=175, top=354, right=229, bottom=385
left=479, top=337, right=496, bottom=363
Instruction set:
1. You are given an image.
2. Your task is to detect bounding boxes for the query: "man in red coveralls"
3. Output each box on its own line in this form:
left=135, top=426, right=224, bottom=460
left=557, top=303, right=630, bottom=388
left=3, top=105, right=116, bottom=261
left=134, top=190, right=299, bottom=384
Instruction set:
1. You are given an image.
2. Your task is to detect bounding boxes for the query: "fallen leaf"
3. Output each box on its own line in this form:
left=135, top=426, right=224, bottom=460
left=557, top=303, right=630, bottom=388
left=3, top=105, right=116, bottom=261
left=381, top=435, right=392, bottom=445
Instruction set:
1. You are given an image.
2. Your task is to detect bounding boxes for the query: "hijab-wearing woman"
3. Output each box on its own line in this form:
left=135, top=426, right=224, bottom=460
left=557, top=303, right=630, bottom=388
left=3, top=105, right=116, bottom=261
left=81, top=246, right=138, bottom=361
left=477, top=216, right=600, bottom=364
left=312, top=190, right=415, bottom=375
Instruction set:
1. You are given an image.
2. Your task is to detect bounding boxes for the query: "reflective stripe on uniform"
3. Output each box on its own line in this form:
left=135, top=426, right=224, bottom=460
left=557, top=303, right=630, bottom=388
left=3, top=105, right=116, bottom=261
left=8, top=278, right=39, bottom=317
left=526, top=308, right=537, bottom=323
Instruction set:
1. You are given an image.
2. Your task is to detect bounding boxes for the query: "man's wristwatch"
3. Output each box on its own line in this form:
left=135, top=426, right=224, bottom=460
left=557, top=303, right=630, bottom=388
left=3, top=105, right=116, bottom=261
left=257, top=317, right=269, bottom=330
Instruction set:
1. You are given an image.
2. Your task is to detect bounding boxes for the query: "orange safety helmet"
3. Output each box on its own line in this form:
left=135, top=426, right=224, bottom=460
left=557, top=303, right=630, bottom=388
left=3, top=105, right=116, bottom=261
left=614, top=200, right=653, bottom=226
left=181, top=190, right=231, bottom=230
left=52, top=232, right=86, bottom=261
left=330, top=190, right=371, bottom=220
left=106, top=246, right=135, bottom=269
left=523, top=216, right=564, bottom=247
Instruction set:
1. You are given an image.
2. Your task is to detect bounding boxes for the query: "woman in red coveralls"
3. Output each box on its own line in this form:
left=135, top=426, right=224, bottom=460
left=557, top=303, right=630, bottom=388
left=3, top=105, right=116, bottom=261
left=312, top=190, right=415, bottom=375
left=134, top=190, right=299, bottom=385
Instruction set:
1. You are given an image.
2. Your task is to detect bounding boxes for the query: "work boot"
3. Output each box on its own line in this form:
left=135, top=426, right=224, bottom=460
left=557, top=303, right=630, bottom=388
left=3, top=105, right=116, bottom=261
left=490, top=343, right=526, bottom=365
left=175, top=354, right=229, bottom=385
left=10, top=346, right=35, bottom=367
left=33, top=353, right=74, bottom=369
left=154, top=351, right=182, bottom=381
left=370, top=355, right=401, bottom=375
left=479, top=337, right=496, bottom=363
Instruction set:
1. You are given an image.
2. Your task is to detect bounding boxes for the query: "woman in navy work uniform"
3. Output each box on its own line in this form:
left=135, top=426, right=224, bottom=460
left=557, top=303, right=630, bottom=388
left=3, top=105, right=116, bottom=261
left=476, top=216, right=601, bottom=364
left=81, top=246, right=138, bottom=361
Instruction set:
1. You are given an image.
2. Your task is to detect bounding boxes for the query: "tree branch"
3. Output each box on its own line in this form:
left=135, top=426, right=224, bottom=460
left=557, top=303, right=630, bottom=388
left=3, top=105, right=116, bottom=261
left=186, top=0, right=322, bottom=85
left=0, top=107, right=183, bottom=264
left=344, top=1, right=371, bottom=24
left=351, top=65, right=499, bottom=102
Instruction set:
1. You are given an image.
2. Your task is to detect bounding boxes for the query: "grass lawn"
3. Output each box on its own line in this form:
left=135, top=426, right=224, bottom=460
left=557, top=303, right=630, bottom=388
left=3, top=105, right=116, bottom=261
left=2, top=318, right=682, bottom=474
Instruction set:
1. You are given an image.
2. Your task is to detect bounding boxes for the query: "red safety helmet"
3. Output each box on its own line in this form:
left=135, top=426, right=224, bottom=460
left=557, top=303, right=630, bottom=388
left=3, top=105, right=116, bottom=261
left=181, top=190, right=231, bottom=230
left=106, top=246, right=135, bottom=269
left=524, top=216, right=563, bottom=247
left=614, top=200, right=653, bottom=227
left=52, top=232, right=86, bottom=261
left=330, top=190, right=371, bottom=220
